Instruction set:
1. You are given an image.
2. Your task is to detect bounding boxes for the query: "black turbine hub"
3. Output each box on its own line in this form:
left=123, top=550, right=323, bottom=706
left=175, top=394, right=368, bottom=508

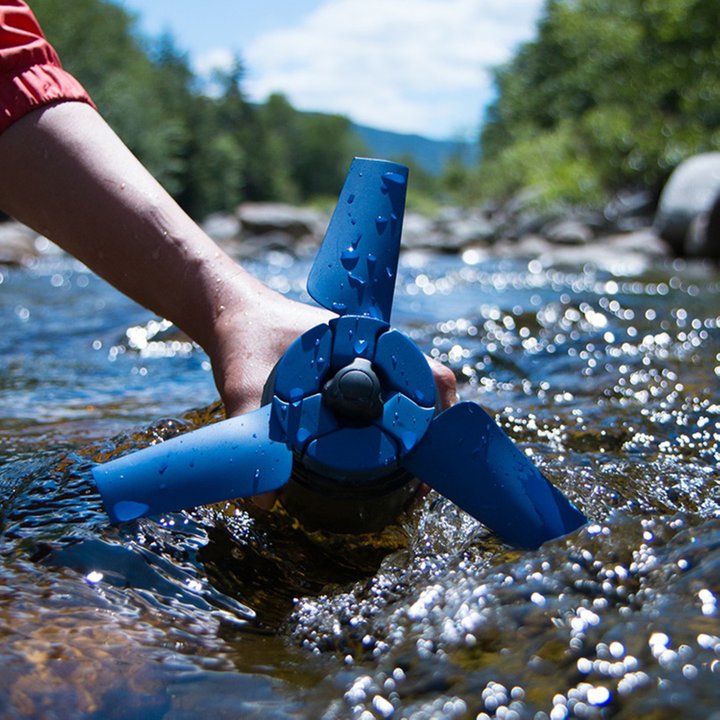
left=322, top=358, right=384, bottom=423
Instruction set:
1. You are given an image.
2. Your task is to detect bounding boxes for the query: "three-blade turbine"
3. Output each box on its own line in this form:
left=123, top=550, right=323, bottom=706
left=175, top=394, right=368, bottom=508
left=93, top=158, right=586, bottom=548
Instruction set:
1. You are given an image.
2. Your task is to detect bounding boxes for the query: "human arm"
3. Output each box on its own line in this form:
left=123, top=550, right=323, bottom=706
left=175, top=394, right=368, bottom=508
left=0, top=1, right=456, bottom=420
left=0, top=101, right=457, bottom=417
left=0, top=100, right=334, bottom=414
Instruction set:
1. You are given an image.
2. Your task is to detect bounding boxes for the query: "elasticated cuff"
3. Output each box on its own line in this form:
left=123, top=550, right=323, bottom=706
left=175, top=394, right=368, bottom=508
left=0, top=60, right=96, bottom=134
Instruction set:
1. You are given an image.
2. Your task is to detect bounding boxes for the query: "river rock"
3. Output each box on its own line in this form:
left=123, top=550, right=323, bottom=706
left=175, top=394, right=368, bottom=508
left=604, top=188, right=655, bottom=232
left=237, top=202, right=327, bottom=240
left=399, top=211, right=438, bottom=249
left=228, top=231, right=304, bottom=260
left=492, top=190, right=560, bottom=240
left=683, top=192, right=720, bottom=260
left=0, top=221, right=40, bottom=265
left=706, top=192, right=720, bottom=260
left=435, top=206, right=495, bottom=249
left=496, top=227, right=668, bottom=268
left=201, top=212, right=241, bottom=242
left=654, top=152, right=720, bottom=255
left=541, top=218, right=595, bottom=245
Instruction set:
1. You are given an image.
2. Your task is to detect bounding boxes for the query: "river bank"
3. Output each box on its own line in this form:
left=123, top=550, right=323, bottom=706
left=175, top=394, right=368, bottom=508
left=0, top=194, right=672, bottom=273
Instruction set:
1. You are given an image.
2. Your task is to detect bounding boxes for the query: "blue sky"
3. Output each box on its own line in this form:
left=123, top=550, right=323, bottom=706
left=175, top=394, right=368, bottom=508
left=114, top=0, right=544, bottom=141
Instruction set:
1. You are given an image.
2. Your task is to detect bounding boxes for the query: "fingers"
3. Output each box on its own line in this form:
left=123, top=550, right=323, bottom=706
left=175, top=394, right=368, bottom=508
left=213, top=294, right=333, bottom=419
left=426, top=356, right=458, bottom=410
left=406, top=358, right=456, bottom=507
left=251, top=490, right=278, bottom=510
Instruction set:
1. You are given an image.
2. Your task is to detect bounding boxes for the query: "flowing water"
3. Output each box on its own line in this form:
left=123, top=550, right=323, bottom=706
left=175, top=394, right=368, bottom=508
left=0, top=246, right=718, bottom=719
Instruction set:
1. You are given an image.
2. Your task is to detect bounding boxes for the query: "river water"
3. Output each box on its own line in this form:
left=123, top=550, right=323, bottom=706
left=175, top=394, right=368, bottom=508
left=0, top=245, right=718, bottom=719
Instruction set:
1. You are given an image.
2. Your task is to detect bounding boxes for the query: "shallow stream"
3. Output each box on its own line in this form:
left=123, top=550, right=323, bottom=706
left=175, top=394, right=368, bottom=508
left=1, top=246, right=718, bottom=719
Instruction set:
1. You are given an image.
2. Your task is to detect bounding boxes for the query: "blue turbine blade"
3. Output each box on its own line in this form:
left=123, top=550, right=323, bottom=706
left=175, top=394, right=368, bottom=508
left=93, top=405, right=292, bottom=523
left=403, top=402, right=587, bottom=548
left=307, top=157, right=408, bottom=322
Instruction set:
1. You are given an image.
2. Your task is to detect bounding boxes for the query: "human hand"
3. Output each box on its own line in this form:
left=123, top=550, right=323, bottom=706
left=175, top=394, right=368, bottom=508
left=206, top=277, right=458, bottom=510
left=207, top=279, right=334, bottom=418
left=208, top=270, right=458, bottom=417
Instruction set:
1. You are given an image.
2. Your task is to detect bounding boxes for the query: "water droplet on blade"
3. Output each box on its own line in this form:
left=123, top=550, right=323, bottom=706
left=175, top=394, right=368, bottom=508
left=348, top=273, right=366, bottom=289
left=113, top=501, right=150, bottom=522
left=382, top=171, right=406, bottom=187
left=341, top=249, right=360, bottom=269
left=401, top=431, right=417, bottom=452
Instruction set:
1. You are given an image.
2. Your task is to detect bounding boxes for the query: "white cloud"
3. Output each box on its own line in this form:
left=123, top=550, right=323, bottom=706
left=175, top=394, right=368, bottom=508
left=236, top=0, right=544, bottom=139
left=194, top=47, right=235, bottom=78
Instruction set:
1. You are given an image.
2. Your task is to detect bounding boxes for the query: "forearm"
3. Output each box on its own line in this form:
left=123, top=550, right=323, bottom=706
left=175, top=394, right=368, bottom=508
left=0, top=101, right=454, bottom=421
left=0, top=101, right=253, bottom=354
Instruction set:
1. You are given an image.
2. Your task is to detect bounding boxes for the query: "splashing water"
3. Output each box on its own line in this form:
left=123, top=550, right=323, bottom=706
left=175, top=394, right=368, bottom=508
left=0, top=250, right=718, bottom=718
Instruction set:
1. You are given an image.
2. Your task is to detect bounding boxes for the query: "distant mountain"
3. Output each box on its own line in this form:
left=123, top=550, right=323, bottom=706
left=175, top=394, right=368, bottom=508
left=350, top=123, right=478, bottom=176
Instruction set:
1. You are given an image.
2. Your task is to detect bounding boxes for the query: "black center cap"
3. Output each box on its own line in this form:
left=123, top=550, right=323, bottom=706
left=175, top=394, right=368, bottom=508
left=322, top=358, right=384, bottom=423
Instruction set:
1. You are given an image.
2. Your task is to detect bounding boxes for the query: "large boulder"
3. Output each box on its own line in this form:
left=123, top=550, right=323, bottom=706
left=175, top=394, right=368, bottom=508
left=707, top=192, right=720, bottom=260
left=654, top=152, right=720, bottom=255
left=683, top=191, right=720, bottom=260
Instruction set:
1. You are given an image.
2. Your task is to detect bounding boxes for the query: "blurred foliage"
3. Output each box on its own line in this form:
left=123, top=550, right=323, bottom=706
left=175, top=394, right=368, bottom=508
left=475, top=0, right=720, bottom=207
left=30, top=0, right=368, bottom=219
left=28, top=0, right=720, bottom=216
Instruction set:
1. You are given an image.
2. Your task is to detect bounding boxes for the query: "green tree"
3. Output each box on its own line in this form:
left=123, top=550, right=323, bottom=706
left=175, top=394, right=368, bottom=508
left=27, top=0, right=380, bottom=218
left=249, top=93, right=302, bottom=202
left=479, top=0, right=720, bottom=205
left=178, top=59, right=251, bottom=216
left=32, top=0, right=193, bottom=194
left=293, top=112, right=360, bottom=200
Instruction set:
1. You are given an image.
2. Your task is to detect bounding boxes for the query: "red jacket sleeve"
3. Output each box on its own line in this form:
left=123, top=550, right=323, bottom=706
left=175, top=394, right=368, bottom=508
left=0, top=0, right=95, bottom=134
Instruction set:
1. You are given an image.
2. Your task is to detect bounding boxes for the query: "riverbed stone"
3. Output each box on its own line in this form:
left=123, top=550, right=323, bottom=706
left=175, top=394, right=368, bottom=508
left=237, top=202, right=327, bottom=239
left=604, top=188, right=656, bottom=232
left=496, top=227, right=669, bottom=267
left=0, top=222, right=40, bottom=265
left=542, top=218, right=595, bottom=245
left=705, top=191, right=720, bottom=260
left=399, top=211, right=436, bottom=249
left=201, top=212, right=241, bottom=242
left=654, top=152, right=720, bottom=254
left=434, top=206, right=495, bottom=247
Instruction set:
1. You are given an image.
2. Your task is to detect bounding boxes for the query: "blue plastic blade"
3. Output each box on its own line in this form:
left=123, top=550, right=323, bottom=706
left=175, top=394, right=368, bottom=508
left=373, top=328, right=437, bottom=408
left=403, top=402, right=587, bottom=548
left=92, top=405, right=292, bottom=523
left=271, top=322, right=333, bottom=403
left=307, top=157, right=408, bottom=321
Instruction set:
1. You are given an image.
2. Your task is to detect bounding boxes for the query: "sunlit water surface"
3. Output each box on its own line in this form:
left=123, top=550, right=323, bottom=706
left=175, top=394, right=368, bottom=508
left=0, top=248, right=718, bottom=719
